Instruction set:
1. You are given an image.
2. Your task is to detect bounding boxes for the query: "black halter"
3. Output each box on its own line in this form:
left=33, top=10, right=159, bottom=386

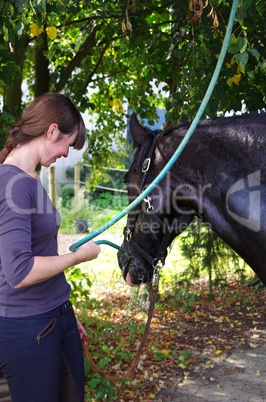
left=124, top=128, right=175, bottom=268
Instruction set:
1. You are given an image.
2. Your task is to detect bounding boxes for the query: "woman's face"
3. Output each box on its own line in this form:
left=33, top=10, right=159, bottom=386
left=41, top=127, right=78, bottom=167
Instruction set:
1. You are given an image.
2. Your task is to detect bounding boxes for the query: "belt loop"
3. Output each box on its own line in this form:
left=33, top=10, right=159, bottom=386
left=60, top=300, right=70, bottom=314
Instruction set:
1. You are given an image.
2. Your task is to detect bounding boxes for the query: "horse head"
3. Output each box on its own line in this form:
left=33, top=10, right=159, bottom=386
left=117, top=114, right=195, bottom=285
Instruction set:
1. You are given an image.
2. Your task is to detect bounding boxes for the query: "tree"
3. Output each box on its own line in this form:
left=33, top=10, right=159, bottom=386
left=0, top=0, right=265, bottom=167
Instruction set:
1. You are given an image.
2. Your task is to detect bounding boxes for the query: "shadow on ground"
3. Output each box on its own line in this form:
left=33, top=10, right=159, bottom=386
left=155, top=345, right=266, bottom=402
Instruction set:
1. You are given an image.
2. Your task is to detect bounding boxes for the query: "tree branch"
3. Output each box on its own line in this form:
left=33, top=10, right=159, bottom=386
left=54, top=24, right=102, bottom=92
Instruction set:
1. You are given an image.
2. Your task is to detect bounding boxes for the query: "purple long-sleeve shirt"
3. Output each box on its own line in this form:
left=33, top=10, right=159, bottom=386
left=0, top=165, right=70, bottom=317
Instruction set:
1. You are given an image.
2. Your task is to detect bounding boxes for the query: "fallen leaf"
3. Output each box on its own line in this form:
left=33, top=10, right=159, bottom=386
left=178, top=363, right=187, bottom=369
left=249, top=343, right=259, bottom=348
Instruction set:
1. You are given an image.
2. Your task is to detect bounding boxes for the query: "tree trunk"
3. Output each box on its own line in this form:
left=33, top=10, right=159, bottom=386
left=3, top=34, right=28, bottom=120
left=34, top=31, right=50, bottom=96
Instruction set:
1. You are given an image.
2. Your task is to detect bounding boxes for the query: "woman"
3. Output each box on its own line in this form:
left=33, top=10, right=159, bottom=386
left=0, top=93, right=101, bottom=402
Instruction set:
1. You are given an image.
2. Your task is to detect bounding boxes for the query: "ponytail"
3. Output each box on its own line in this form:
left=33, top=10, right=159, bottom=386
left=0, top=122, right=25, bottom=164
left=0, top=145, right=13, bottom=164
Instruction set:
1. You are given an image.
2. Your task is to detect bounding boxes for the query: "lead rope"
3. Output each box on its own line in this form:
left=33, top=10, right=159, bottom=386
left=82, top=264, right=161, bottom=382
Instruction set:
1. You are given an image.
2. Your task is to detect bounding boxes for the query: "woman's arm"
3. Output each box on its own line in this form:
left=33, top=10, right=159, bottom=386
left=14, top=240, right=101, bottom=288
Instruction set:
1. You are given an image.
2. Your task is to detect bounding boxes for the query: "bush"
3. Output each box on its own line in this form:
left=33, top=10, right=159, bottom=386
left=179, top=217, right=250, bottom=293
left=89, top=191, right=128, bottom=211
left=60, top=184, right=75, bottom=207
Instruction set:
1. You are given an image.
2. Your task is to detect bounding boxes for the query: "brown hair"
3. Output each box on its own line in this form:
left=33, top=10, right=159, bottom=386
left=0, top=92, right=86, bottom=163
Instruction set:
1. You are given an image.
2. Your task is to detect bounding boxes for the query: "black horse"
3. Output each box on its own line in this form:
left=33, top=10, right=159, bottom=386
left=118, top=113, right=266, bottom=286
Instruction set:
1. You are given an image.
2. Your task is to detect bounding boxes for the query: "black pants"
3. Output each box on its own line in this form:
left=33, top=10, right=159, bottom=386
left=0, top=302, right=84, bottom=402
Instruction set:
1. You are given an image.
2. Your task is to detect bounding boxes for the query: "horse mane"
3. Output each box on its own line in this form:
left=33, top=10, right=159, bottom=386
left=164, top=113, right=266, bottom=146
left=135, top=113, right=266, bottom=161
left=142, top=116, right=190, bottom=143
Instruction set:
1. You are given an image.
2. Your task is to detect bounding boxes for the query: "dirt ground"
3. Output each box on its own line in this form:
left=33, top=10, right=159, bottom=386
left=154, top=346, right=266, bottom=401
left=59, top=234, right=266, bottom=402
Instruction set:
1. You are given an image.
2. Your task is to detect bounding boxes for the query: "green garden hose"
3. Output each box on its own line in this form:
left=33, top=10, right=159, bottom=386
left=94, top=240, right=125, bottom=253
left=70, top=0, right=239, bottom=253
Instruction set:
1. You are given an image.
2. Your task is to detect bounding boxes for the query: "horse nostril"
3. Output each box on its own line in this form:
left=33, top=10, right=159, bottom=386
left=117, top=252, right=130, bottom=277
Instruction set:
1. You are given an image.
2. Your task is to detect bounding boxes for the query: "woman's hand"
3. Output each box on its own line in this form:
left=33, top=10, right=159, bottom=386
left=75, top=240, right=101, bottom=263
left=76, top=320, right=89, bottom=346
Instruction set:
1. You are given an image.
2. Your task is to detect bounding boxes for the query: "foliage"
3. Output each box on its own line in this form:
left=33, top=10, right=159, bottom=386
left=66, top=266, right=92, bottom=305
left=0, top=0, right=265, bottom=172
left=89, top=192, right=128, bottom=211
left=65, top=164, right=127, bottom=192
left=65, top=165, right=90, bottom=183
left=58, top=164, right=128, bottom=221
left=57, top=189, right=127, bottom=234
left=59, top=183, right=75, bottom=207
left=86, top=376, right=118, bottom=401
left=178, top=218, right=250, bottom=293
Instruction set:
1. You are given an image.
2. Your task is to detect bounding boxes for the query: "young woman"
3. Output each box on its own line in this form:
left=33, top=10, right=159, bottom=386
left=0, top=93, right=101, bottom=402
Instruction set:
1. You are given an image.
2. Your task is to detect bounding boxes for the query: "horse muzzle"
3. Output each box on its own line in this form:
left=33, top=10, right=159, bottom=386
left=117, top=250, right=153, bottom=285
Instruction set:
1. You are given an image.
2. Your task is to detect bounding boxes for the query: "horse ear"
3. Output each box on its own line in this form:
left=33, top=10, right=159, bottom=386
left=130, top=113, right=150, bottom=147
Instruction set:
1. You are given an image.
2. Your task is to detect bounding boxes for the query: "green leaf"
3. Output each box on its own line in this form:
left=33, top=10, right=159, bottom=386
left=9, top=4, right=15, bottom=16
left=16, top=21, right=25, bottom=37
left=228, top=36, right=245, bottom=54
left=235, top=51, right=249, bottom=66
left=3, top=24, right=8, bottom=42
left=154, top=351, right=170, bottom=361
left=97, top=356, right=112, bottom=369
left=248, top=48, right=260, bottom=61
left=2, top=65, right=15, bottom=86
left=87, top=377, right=102, bottom=387
left=240, top=37, right=248, bottom=53
left=15, top=0, right=25, bottom=13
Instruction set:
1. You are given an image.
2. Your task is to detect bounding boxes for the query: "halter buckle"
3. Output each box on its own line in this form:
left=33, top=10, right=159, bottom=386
left=152, top=263, right=162, bottom=288
left=142, top=158, right=151, bottom=173
left=143, top=196, right=154, bottom=212
left=123, top=227, right=132, bottom=241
